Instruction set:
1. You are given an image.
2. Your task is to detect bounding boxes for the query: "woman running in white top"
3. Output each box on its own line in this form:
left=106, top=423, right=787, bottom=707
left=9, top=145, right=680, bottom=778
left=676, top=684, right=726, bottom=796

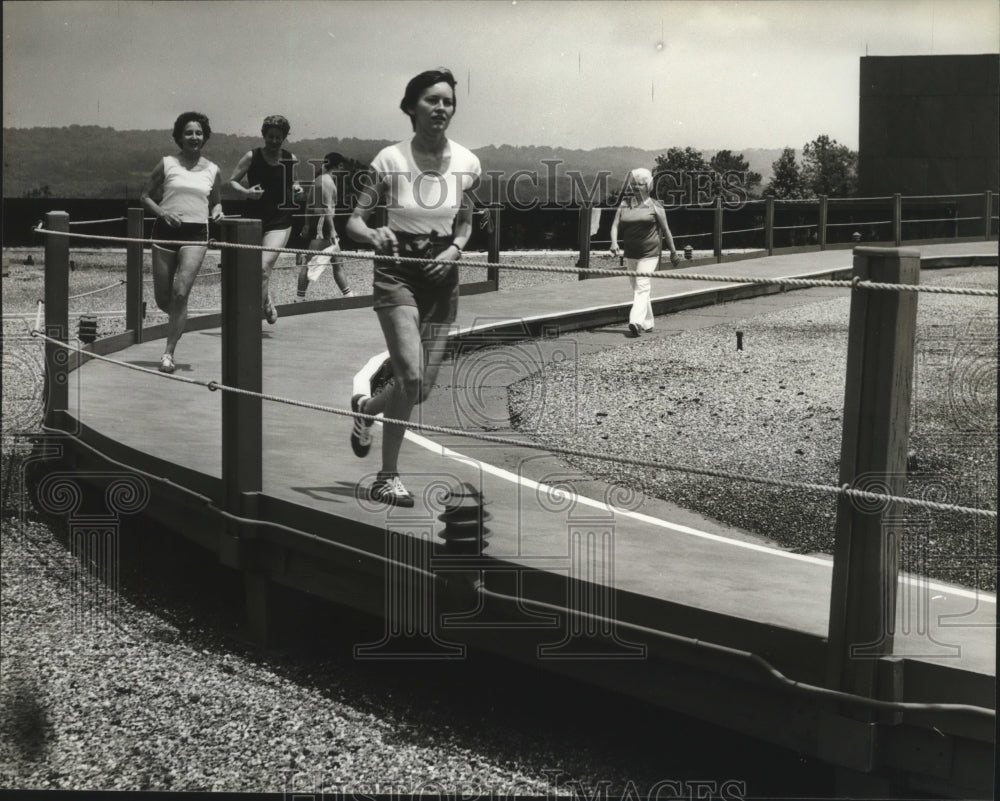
left=346, top=68, right=481, bottom=507
left=140, top=111, right=223, bottom=373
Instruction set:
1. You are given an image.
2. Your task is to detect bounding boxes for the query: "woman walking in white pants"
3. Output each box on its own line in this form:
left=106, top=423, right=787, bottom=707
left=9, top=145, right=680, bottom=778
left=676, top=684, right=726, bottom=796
left=610, top=167, right=679, bottom=336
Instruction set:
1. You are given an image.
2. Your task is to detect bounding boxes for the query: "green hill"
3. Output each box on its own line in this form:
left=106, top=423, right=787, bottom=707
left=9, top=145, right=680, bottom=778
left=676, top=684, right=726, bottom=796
left=2, top=125, right=786, bottom=202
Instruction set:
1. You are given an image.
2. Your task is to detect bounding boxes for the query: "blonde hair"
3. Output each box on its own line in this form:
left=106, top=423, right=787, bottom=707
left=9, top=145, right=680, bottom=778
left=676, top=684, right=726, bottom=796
left=630, top=167, right=653, bottom=188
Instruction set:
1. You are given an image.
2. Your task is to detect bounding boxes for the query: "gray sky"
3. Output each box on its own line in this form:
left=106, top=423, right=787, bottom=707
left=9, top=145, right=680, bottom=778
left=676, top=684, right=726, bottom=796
left=3, top=0, right=998, bottom=151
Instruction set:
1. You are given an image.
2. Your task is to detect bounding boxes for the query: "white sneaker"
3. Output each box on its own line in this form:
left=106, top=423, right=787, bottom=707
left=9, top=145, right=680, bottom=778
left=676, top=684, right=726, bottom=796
left=370, top=472, right=414, bottom=508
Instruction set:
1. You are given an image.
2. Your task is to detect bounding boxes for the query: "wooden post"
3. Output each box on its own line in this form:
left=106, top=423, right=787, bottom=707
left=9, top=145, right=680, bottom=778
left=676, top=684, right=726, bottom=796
left=892, top=193, right=902, bottom=246
left=765, top=196, right=775, bottom=256
left=576, top=205, right=591, bottom=280
left=826, top=246, right=920, bottom=707
left=487, top=207, right=501, bottom=288
left=125, top=208, right=144, bottom=343
left=43, top=211, right=70, bottom=426
left=984, top=190, right=993, bottom=241
left=818, top=195, right=828, bottom=250
left=219, top=219, right=267, bottom=644
left=713, top=196, right=723, bottom=262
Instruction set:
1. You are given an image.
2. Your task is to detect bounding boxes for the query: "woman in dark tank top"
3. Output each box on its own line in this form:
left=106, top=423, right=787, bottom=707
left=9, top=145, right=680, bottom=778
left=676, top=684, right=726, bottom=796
left=228, top=114, right=303, bottom=324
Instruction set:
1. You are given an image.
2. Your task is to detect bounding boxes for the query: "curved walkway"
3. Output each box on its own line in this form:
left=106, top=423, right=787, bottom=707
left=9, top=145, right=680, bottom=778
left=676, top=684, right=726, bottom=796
left=63, top=242, right=996, bottom=681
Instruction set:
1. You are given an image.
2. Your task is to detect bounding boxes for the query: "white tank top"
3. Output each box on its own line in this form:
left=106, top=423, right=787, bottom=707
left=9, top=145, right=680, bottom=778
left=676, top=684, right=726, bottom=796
left=160, top=156, right=219, bottom=223
left=370, top=140, right=482, bottom=236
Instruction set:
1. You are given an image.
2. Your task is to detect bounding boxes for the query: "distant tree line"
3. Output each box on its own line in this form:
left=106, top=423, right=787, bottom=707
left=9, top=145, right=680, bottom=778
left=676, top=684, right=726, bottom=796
left=648, top=134, right=858, bottom=205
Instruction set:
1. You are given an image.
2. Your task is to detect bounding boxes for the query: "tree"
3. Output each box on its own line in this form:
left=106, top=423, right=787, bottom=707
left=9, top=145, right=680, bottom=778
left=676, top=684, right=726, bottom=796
left=800, top=135, right=857, bottom=197
left=654, top=146, right=708, bottom=175
left=652, top=146, right=709, bottom=204
left=764, top=147, right=804, bottom=199
left=709, top=150, right=762, bottom=201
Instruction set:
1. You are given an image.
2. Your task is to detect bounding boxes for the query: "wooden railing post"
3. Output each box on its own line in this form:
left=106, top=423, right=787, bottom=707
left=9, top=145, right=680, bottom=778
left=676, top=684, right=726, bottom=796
left=576, top=204, right=592, bottom=279
left=826, top=246, right=920, bottom=706
left=43, top=211, right=70, bottom=426
left=818, top=195, right=828, bottom=250
left=219, top=218, right=266, bottom=643
left=765, top=196, right=775, bottom=256
left=126, top=207, right=145, bottom=343
left=713, top=196, right=723, bottom=262
left=984, top=189, right=993, bottom=241
left=892, top=193, right=902, bottom=246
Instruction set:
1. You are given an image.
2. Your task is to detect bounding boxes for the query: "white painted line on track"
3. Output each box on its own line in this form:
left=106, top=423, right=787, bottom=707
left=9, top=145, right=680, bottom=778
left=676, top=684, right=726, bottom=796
left=402, top=429, right=995, bottom=606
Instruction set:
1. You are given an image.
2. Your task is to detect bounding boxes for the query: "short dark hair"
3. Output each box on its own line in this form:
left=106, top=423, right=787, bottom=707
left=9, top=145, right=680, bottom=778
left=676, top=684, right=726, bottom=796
left=323, top=152, right=346, bottom=171
left=261, top=115, right=291, bottom=138
left=172, top=111, right=211, bottom=147
left=399, top=68, right=457, bottom=129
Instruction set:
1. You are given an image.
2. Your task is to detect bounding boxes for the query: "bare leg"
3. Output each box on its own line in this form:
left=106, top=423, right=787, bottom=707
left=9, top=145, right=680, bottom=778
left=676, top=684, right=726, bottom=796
left=363, top=305, right=424, bottom=475
left=330, top=252, right=351, bottom=295
left=164, top=245, right=206, bottom=356
left=151, top=245, right=177, bottom=315
left=296, top=261, right=311, bottom=298
left=260, top=227, right=291, bottom=312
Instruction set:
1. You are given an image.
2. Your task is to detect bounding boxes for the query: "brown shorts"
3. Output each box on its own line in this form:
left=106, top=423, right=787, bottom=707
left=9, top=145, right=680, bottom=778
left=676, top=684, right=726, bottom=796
left=372, top=232, right=459, bottom=324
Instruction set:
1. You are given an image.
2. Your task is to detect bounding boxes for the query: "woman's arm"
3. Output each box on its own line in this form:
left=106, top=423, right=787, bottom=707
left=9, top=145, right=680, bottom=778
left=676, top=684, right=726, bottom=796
left=449, top=192, right=474, bottom=252
left=319, top=172, right=337, bottom=241
left=208, top=167, right=224, bottom=222
left=288, top=152, right=304, bottom=205
left=346, top=172, right=394, bottom=251
left=228, top=151, right=263, bottom=199
left=609, top=205, right=623, bottom=254
left=140, top=159, right=180, bottom=227
left=653, top=202, right=679, bottom=265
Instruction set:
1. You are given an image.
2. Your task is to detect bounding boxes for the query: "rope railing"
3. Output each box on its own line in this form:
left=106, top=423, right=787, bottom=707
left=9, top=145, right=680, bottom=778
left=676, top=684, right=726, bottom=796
left=772, top=223, right=817, bottom=231
left=671, top=231, right=714, bottom=240
left=720, top=226, right=765, bottom=236
left=31, top=223, right=999, bottom=297
left=826, top=219, right=893, bottom=228
left=833, top=195, right=895, bottom=203
left=3, top=307, right=222, bottom=320
left=903, top=192, right=983, bottom=200
left=29, top=329, right=998, bottom=520
left=68, top=279, right=125, bottom=300
left=67, top=216, right=126, bottom=226
left=902, top=216, right=976, bottom=225
left=142, top=268, right=221, bottom=283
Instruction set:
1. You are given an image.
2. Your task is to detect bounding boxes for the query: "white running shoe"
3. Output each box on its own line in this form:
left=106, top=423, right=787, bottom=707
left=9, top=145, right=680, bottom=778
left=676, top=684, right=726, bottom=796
left=370, top=472, right=414, bottom=508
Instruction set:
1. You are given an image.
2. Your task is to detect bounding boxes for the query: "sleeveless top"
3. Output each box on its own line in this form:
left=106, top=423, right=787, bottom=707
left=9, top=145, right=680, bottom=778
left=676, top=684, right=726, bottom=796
left=618, top=201, right=663, bottom=260
left=160, top=156, right=218, bottom=223
left=247, top=147, right=295, bottom=221
left=370, top=140, right=482, bottom=237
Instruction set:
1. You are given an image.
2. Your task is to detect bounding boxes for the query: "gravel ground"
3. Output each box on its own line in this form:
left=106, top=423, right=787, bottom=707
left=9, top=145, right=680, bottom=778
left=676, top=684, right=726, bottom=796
left=509, top=267, right=998, bottom=591
left=0, top=248, right=992, bottom=794
left=0, top=470, right=832, bottom=796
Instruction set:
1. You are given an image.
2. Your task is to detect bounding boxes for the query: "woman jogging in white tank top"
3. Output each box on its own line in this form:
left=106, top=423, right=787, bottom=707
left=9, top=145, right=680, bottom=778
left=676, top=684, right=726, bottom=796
left=140, top=111, right=223, bottom=373
left=346, top=68, right=481, bottom=507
